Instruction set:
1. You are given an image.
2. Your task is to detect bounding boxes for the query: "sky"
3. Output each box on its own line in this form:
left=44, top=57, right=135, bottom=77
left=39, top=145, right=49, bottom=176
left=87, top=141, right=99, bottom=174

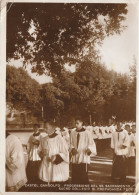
left=9, top=3, right=138, bottom=84
left=100, top=3, right=138, bottom=73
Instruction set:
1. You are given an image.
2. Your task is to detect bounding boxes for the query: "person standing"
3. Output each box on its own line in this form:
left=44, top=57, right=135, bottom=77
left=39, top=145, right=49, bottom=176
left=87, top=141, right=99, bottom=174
left=124, top=124, right=132, bottom=175
left=61, top=127, right=70, bottom=149
left=70, top=119, right=97, bottom=184
left=127, top=124, right=136, bottom=175
left=111, top=122, right=129, bottom=183
left=26, top=124, right=42, bottom=183
left=6, top=131, right=27, bottom=191
left=38, top=121, right=69, bottom=184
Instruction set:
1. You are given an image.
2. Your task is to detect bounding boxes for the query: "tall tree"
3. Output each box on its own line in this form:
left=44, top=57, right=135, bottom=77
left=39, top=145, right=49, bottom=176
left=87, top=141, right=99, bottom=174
left=7, top=3, right=127, bottom=76
left=6, top=65, right=41, bottom=114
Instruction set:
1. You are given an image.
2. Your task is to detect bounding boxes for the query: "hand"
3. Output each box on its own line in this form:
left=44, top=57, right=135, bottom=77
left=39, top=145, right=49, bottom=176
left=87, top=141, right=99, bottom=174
left=120, top=145, right=127, bottom=149
left=39, top=151, right=44, bottom=158
left=131, top=141, right=135, bottom=147
left=71, top=148, right=77, bottom=155
left=51, top=155, right=56, bottom=162
left=46, top=157, right=52, bottom=163
left=86, top=148, right=91, bottom=155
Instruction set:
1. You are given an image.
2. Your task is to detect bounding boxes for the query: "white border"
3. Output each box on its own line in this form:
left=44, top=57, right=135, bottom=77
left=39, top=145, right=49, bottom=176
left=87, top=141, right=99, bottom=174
left=0, top=0, right=138, bottom=195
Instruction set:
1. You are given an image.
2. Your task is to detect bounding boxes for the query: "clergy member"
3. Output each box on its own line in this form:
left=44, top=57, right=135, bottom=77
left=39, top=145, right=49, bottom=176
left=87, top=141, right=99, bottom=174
left=26, top=124, right=42, bottom=183
left=6, top=131, right=27, bottom=191
left=38, top=121, right=69, bottom=183
left=111, top=122, right=129, bottom=183
left=70, top=118, right=97, bottom=184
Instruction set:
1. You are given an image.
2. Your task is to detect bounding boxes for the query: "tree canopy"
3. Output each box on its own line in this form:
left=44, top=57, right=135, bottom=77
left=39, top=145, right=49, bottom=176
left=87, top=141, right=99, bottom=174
left=6, top=65, right=41, bottom=113
left=6, top=3, right=136, bottom=126
left=6, top=57, right=136, bottom=126
left=7, top=3, right=127, bottom=76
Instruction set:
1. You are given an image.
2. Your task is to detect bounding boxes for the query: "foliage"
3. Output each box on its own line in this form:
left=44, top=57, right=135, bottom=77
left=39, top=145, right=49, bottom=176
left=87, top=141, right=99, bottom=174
left=6, top=65, right=41, bottom=114
left=6, top=57, right=136, bottom=126
left=7, top=3, right=127, bottom=76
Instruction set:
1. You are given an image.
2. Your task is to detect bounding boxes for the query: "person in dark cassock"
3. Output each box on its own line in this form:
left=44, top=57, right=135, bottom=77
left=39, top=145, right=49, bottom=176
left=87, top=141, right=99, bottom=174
left=111, top=122, right=129, bottom=183
left=125, top=124, right=136, bottom=175
left=26, top=124, right=42, bottom=183
left=70, top=119, right=96, bottom=184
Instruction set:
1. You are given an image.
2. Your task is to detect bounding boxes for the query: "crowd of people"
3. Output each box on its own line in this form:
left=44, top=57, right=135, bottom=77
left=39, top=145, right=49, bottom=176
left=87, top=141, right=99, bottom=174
left=6, top=119, right=136, bottom=192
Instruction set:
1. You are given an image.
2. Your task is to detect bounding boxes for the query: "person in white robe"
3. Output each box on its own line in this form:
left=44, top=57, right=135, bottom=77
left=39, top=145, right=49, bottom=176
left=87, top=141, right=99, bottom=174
left=102, top=125, right=110, bottom=149
left=126, top=124, right=136, bottom=175
left=70, top=119, right=97, bottom=184
left=131, top=124, right=136, bottom=156
left=96, top=124, right=103, bottom=153
left=92, top=124, right=98, bottom=140
left=124, top=124, right=132, bottom=174
left=61, top=127, right=70, bottom=148
left=38, top=122, right=69, bottom=184
left=92, top=124, right=99, bottom=150
left=6, top=132, right=27, bottom=192
left=26, top=124, right=42, bottom=183
left=111, top=122, right=129, bottom=183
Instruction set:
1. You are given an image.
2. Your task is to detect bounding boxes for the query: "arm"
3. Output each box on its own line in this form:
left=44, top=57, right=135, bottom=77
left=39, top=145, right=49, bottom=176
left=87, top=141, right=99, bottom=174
left=6, top=138, right=24, bottom=173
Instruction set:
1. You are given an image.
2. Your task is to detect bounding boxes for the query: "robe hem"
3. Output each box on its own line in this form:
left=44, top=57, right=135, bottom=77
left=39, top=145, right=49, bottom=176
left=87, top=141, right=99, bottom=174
left=39, top=177, right=68, bottom=183
left=6, top=177, right=27, bottom=192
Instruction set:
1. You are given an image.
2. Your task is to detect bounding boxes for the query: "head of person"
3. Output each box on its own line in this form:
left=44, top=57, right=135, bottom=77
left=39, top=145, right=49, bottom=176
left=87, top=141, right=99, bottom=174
left=132, top=125, right=136, bottom=133
left=124, top=124, right=131, bottom=133
left=116, top=122, right=122, bottom=131
left=45, top=121, right=56, bottom=135
left=75, top=118, right=83, bottom=130
left=33, top=124, right=40, bottom=133
left=98, top=121, right=101, bottom=126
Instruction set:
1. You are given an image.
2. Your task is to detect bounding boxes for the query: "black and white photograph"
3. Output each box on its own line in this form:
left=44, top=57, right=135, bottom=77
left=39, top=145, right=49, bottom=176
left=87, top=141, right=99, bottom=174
left=0, top=0, right=138, bottom=194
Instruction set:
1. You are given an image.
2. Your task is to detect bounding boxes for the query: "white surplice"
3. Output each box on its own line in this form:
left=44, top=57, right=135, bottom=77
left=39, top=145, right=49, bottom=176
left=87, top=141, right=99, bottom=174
left=86, top=126, right=97, bottom=139
left=27, top=133, right=42, bottom=161
left=6, top=134, right=27, bottom=191
left=70, top=129, right=97, bottom=164
left=126, top=133, right=136, bottom=157
left=111, top=130, right=129, bottom=156
left=38, top=134, right=69, bottom=182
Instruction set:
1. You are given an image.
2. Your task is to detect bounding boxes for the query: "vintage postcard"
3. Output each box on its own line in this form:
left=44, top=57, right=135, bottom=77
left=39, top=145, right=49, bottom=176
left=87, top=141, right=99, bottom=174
left=0, top=0, right=138, bottom=194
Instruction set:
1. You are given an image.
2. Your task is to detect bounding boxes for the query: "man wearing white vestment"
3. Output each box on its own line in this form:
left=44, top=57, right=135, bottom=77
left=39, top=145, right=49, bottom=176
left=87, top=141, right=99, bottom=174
left=126, top=124, right=136, bottom=175
left=111, top=122, right=129, bottom=183
left=70, top=119, right=97, bottom=184
left=38, top=122, right=69, bottom=183
left=61, top=127, right=70, bottom=148
left=6, top=132, right=27, bottom=191
left=26, top=124, right=42, bottom=183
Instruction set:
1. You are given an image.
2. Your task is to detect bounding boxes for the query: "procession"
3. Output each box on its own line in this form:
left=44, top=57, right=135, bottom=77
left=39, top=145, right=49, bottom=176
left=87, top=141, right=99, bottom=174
left=6, top=119, right=136, bottom=192
left=3, top=2, right=137, bottom=194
